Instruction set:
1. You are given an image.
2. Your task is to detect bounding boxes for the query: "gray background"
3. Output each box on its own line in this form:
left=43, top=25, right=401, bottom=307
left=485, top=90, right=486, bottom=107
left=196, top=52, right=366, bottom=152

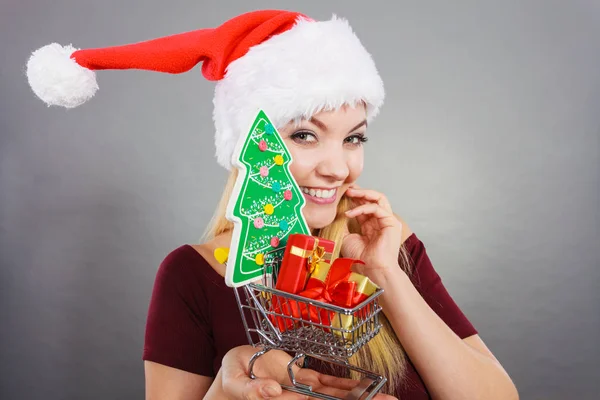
left=1, top=0, right=599, bottom=399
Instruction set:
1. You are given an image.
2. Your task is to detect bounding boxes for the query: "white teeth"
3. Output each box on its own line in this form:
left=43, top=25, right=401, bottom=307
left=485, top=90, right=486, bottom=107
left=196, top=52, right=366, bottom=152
left=300, top=187, right=336, bottom=199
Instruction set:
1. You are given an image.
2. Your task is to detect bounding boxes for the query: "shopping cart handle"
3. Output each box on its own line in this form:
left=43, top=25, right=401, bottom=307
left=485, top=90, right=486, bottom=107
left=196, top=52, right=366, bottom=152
left=346, top=377, right=377, bottom=400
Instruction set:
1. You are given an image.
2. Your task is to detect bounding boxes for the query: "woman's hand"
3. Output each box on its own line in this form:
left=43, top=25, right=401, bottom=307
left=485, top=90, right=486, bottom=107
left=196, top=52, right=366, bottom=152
left=214, top=345, right=397, bottom=399
left=341, top=184, right=403, bottom=276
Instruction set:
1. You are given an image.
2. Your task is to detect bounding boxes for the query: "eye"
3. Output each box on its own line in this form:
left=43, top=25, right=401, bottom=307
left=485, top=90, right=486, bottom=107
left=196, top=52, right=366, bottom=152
left=345, top=133, right=369, bottom=146
left=290, top=130, right=318, bottom=144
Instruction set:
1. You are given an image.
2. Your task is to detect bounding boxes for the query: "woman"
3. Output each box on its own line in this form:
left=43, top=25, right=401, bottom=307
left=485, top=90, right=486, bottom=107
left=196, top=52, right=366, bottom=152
left=25, top=9, right=518, bottom=400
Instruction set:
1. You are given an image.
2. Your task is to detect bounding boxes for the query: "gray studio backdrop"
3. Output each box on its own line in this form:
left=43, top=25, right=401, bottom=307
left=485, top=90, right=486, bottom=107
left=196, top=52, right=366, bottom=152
left=1, top=1, right=599, bottom=399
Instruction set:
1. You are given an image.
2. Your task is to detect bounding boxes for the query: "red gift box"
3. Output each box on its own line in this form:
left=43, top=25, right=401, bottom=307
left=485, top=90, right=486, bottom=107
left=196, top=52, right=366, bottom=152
left=296, top=257, right=375, bottom=336
left=267, top=234, right=378, bottom=337
left=276, top=234, right=335, bottom=293
left=269, top=234, right=334, bottom=331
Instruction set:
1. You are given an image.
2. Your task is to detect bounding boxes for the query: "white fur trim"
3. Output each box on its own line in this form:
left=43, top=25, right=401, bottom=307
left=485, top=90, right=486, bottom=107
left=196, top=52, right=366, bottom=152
left=213, top=15, right=385, bottom=170
left=26, top=43, right=98, bottom=108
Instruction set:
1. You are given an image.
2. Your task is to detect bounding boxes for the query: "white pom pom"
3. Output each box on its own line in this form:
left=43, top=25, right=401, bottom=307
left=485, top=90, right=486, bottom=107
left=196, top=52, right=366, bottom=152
left=26, top=43, right=98, bottom=108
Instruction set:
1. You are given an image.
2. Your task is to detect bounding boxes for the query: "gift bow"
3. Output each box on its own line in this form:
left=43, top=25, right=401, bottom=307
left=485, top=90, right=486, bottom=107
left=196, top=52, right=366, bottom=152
left=307, top=244, right=325, bottom=274
left=298, top=258, right=370, bottom=308
left=289, top=237, right=332, bottom=284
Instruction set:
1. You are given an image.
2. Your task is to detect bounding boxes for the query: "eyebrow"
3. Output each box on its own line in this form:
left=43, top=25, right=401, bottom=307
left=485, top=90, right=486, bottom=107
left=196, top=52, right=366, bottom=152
left=309, top=116, right=368, bottom=134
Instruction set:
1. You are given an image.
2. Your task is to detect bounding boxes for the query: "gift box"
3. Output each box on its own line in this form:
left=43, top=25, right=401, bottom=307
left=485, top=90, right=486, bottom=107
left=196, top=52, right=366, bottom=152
left=269, top=234, right=335, bottom=331
left=267, top=234, right=379, bottom=338
left=297, top=258, right=379, bottom=339
left=275, top=234, right=335, bottom=293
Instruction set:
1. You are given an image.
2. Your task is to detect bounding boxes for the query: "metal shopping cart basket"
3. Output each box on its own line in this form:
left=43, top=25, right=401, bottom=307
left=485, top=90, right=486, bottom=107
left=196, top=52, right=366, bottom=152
left=231, top=249, right=388, bottom=400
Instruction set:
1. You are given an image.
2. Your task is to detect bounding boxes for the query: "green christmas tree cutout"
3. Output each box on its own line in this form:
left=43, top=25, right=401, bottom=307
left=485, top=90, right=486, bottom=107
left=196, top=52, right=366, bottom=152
left=225, top=110, right=310, bottom=287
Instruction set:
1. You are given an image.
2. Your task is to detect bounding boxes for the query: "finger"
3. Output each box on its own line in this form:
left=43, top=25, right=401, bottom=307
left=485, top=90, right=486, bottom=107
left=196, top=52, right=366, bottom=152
left=292, top=369, right=357, bottom=397
left=354, top=211, right=369, bottom=227
left=345, top=203, right=399, bottom=230
left=220, top=355, right=285, bottom=400
left=223, top=376, right=309, bottom=400
left=223, top=374, right=281, bottom=399
left=269, top=388, right=310, bottom=400
left=346, top=186, right=383, bottom=197
left=344, top=197, right=368, bottom=226
left=278, top=370, right=380, bottom=400
left=345, top=187, right=391, bottom=211
left=318, top=374, right=397, bottom=400
left=312, top=386, right=356, bottom=399
left=318, top=373, right=362, bottom=390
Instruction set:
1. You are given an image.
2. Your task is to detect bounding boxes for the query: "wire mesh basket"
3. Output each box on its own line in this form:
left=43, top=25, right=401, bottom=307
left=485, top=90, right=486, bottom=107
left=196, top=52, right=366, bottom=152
left=232, top=249, right=388, bottom=400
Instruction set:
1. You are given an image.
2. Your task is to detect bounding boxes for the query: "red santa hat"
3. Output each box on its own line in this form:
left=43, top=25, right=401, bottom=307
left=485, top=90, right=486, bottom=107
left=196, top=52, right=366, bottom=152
left=25, top=9, right=384, bottom=170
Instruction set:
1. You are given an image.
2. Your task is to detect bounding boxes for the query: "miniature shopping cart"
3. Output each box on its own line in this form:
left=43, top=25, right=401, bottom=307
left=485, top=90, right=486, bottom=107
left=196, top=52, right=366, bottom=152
left=231, top=249, right=387, bottom=400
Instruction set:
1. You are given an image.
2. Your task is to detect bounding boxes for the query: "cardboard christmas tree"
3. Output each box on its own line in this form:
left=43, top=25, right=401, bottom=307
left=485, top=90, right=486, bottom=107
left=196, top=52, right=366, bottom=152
left=225, top=110, right=310, bottom=287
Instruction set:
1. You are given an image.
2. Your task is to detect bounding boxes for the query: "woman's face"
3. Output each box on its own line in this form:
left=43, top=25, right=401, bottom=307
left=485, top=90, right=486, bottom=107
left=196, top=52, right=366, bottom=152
left=279, top=104, right=367, bottom=230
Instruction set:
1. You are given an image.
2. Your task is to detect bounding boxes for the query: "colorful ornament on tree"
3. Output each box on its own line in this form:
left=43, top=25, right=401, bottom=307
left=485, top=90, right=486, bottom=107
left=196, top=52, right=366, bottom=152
left=264, top=204, right=274, bottom=215
left=253, top=217, right=265, bottom=229
left=224, top=110, right=310, bottom=287
left=214, top=247, right=229, bottom=265
left=279, top=220, right=289, bottom=231
left=259, top=140, right=268, bottom=151
left=255, top=253, right=265, bottom=265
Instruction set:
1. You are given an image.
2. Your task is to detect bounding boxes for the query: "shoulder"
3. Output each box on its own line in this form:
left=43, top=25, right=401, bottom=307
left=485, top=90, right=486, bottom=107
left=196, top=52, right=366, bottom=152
left=154, top=243, right=224, bottom=291
left=187, top=242, right=228, bottom=279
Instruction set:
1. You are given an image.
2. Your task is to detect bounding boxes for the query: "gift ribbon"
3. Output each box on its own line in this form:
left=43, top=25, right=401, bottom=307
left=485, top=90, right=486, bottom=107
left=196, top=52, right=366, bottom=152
left=290, top=238, right=332, bottom=267
left=298, top=258, right=369, bottom=308
left=289, top=237, right=333, bottom=286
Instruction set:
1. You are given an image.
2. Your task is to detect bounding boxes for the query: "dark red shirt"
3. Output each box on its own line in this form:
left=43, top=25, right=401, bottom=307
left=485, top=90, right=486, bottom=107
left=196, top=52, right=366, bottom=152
left=142, top=233, right=477, bottom=399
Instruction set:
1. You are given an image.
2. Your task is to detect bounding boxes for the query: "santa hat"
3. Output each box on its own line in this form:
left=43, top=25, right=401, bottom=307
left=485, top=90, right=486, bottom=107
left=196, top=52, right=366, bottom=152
left=25, top=9, right=384, bottom=170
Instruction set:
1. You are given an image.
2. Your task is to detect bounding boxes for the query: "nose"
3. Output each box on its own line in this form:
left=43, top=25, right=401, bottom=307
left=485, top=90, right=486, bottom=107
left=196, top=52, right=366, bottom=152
left=315, top=146, right=349, bottom=182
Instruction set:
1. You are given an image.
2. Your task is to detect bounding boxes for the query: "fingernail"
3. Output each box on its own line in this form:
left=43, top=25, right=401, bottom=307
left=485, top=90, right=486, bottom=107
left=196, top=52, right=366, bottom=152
left=261, top=386, right=280, bottom=397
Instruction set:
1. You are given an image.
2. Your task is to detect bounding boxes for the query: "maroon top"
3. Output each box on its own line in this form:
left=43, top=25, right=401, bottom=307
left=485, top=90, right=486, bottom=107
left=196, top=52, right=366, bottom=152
left=142, top=233, right=477, bottom=399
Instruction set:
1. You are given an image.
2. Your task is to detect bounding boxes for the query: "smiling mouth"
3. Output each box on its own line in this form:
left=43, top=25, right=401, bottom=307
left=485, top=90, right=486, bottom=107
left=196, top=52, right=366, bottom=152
left=299, top=186, right=339, bottom=204
left=300, top=187, right=337, bottom=199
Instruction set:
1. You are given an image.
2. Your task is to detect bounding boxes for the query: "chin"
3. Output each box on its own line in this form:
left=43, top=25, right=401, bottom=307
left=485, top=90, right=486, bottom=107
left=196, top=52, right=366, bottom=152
left=305, top=208, right=338, bottom=231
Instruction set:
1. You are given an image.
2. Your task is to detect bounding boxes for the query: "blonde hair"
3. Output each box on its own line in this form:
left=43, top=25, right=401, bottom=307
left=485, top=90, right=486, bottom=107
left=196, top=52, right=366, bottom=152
left=203, top=168, right=413, bottom=396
